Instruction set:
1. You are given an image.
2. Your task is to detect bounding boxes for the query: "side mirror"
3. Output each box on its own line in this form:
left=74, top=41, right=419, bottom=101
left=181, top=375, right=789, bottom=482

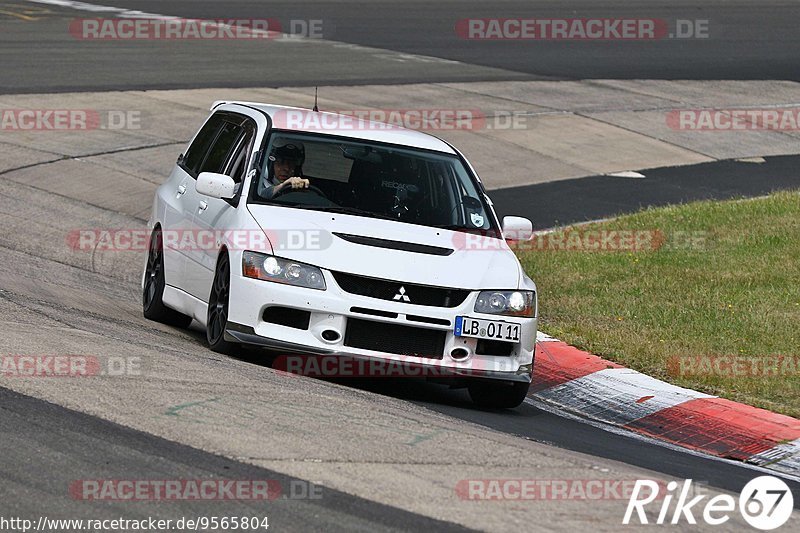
left=463, top=196, right=482, bottom=210
left=196, top=172, right=236, bottom=200
left=502, top=216, right=533, bottom=241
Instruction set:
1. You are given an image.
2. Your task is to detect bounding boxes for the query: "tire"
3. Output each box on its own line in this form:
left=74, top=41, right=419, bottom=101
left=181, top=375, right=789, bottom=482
left=207, top=251, right=237, bottom=354
left=143, top=227, right=193, bottom=328
left=467, top=379, right=530, bottom=409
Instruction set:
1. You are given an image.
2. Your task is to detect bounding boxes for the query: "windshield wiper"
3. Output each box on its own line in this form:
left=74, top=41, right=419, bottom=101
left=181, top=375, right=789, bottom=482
left=312, top=206, right=401, bottom=222
left=429, top=224, right=501, bottom=237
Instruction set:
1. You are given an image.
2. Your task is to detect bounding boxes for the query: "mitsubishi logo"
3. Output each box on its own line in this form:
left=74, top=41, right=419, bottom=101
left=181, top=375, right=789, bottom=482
left=393, top=286, right=410, bottom=302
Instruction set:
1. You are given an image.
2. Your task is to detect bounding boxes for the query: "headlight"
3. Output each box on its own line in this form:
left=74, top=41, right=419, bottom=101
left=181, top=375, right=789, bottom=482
left=242, top=251, right=326, bottom=290
left=474, top=290, right=535, bottom=317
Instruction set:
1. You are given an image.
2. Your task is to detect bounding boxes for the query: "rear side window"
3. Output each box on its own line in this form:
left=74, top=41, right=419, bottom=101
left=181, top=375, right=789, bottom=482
left=200, top=121, right=245, bottom=175
left=182, top=115, right=224, bottom=176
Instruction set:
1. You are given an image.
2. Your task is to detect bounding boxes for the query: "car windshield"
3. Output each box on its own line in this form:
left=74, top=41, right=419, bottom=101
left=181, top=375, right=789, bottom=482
left=249, top=132, right=497, bottom=234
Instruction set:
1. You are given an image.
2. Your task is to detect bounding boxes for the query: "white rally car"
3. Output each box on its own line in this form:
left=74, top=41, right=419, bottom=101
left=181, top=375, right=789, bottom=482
left=143, top=101, right=537, bottom=408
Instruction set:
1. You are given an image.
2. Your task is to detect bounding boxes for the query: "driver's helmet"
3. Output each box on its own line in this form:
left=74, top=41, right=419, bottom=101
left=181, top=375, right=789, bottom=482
left=269, top=140, right=305, bottom=166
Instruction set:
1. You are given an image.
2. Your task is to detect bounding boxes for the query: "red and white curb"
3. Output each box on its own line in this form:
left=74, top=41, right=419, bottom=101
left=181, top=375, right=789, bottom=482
left=531, top=332, right=800, bottom=478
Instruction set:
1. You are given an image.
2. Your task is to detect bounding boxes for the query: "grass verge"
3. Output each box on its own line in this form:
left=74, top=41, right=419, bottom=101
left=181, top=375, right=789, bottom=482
left=518, top=190, right=800, bottom=417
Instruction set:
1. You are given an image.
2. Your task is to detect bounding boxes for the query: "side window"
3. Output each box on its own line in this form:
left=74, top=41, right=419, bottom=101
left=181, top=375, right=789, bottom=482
left=182, top=114, right=224, bottom=176
left=200, top=121, right=244, bottom=175
left=223, top=125, right=256, bottom=184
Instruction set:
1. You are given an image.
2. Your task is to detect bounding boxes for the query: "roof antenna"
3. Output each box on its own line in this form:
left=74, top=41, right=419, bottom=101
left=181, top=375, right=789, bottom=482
left=313, top=87, right=319, bottom=112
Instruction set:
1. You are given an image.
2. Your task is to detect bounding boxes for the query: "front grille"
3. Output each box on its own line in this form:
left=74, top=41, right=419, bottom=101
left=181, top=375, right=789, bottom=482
left=350, top=307, right=399, bottom=319
left=344, top=318, right=445, bottom=359
left=333, top=271, right=470, bottom=308
left=406, top=315, right=451, bottom=326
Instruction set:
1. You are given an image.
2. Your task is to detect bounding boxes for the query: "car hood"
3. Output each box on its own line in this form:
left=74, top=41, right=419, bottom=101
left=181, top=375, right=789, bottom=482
left=247, top=205, right=521, bottom=290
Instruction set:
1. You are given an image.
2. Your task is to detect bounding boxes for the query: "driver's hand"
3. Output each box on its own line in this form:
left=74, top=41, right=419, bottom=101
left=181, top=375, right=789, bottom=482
left=286, top=177, right=310, bottom=189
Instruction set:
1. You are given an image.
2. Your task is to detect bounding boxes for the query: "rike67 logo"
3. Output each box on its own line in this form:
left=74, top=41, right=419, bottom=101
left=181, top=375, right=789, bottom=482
left=624, top=476, right=794, bottom=530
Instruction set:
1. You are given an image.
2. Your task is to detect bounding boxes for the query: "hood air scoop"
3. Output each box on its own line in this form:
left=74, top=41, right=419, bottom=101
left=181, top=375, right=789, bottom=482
left=333, top=233, right=454, bottom=256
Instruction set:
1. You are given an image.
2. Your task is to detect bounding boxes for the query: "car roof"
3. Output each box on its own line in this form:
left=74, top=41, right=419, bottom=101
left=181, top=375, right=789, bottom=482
left=212, top=101, right=457, bottom=154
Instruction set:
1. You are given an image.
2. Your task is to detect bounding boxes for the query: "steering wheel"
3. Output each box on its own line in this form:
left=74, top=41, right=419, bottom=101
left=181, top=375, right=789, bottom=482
left=273, top=183, right=328, bottom=199
left=304, top=185, right=328, bottom=198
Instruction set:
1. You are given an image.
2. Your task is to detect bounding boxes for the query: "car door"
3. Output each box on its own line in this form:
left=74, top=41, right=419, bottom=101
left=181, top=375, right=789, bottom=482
left=184, top=114, right=255, bottom=301
left=163, top=113, right=225, bottom=290
left=189, top=117, right=256, bottom=301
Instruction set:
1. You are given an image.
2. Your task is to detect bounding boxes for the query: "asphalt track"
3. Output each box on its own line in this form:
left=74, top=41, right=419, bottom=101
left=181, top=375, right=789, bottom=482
left=2, top=1, right=800, bottom=93
left=2, top=0, right=800, bottom=530
left=345, top=378, right=800, bottom=503
left=0, top=388, right=470, bottom=532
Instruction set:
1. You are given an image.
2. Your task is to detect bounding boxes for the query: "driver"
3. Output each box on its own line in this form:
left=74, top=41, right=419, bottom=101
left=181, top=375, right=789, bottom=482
left=262, top=141, right=310, bottom=200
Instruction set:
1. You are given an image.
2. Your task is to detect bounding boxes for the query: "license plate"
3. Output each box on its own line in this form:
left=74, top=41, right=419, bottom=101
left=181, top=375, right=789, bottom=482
left=454, top=316, right=520, bottom=342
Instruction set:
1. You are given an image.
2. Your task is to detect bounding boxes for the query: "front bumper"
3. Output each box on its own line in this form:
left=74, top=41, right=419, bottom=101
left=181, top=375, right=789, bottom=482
left=225, top=321, right=533, bottom=383
left=226, top=269, right=537, bottom=383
